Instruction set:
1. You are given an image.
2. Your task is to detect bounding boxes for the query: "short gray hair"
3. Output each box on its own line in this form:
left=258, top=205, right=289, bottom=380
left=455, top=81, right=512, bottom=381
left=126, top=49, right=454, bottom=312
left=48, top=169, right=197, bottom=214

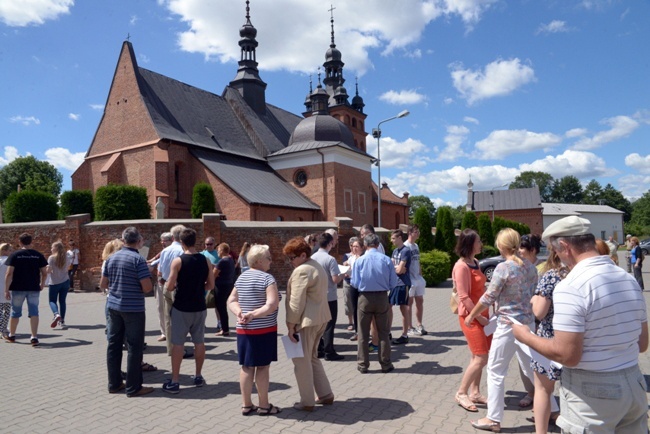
left=160, top=232, right=172, bottom=241
left=122, top=227, right=141, bottom=245
left=363, top=233, right=380, bottom=247
left=247, top=244, right=270, bottom=268
left=348, top=236, right=359, bottom=246
left=170, top=225, right=186, bottom=241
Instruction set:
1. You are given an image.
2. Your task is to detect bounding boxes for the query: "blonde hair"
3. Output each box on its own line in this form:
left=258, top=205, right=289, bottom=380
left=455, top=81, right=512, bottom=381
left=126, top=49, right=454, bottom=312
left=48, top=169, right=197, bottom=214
left=495, top=228, right=523, bottom=266
left=0, top=243, right=10, bottom=255
left=247, top=244, right=269, bottom=269
left=102, top=239, right=123, bottom=261
left=51, top=241, right=67, bottom=269
left=539, top=249, right=568, bottom=277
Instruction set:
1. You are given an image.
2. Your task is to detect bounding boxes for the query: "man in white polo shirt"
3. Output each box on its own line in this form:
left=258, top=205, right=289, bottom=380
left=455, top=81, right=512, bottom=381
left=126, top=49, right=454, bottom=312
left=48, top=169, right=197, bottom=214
left=513, top=216, right=648, bottom=433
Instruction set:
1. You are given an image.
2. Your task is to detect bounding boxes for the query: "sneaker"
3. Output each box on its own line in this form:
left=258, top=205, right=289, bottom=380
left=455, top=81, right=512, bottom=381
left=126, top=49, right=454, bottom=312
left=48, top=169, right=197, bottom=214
left=4, top=334, right=16, bottom=343
left=368, top=343, right=378, bottom=352
left=192, top=375, right=205, bottom=387
left=162, top=379, right=180, bottom=394
left=30, top=338, right=40, bottom=346
left=51, top=314, right=61, bottom=328
left=392, top=335, right=408, bottom=345
left=59, top=321, right=67, bottom=330
left=407, top=327, right=420, bottom=337
left=417, top=325, right=428, bottom=336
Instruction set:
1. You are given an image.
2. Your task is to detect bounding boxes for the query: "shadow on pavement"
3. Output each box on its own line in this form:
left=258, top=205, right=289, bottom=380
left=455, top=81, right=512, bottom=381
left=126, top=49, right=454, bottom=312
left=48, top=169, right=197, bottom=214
left=277, top=397, right=414, bottom=424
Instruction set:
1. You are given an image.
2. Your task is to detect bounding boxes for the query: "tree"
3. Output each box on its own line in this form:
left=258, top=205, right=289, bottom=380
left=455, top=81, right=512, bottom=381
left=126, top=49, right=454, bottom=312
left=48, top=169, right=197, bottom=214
left=601, top=183, right=633, bottom=222
left=477, top=213, right=494, bottom=247
left=433, top=206, right=455, bottom=254
left=461, top=211, right=478, bottom=231
left=4, top=190, right=58, bottom=223
left=95, top=185, right=151, bottom=221
left=0, top=156, right=63, bottom=203
left=413, top=206, right=435, bottom=252
left=582, top=179, right=604, bottom=205
left=450, top=205, right=465, bottom=229
left=408, top=194, right=436, bottom=222
left=191, top=182, right=216, bottom=218
left=510, top=171, right=554, bottom=202
left=631, top=190, right=650, bottom=229
left=550, top=175, right=583, bottom=203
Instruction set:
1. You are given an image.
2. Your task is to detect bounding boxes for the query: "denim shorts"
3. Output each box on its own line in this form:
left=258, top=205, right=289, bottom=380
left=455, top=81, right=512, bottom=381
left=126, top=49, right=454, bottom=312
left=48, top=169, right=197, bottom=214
left=389, top=285, right=409, bottom=305
left=10, top=291, right=40, bottom=318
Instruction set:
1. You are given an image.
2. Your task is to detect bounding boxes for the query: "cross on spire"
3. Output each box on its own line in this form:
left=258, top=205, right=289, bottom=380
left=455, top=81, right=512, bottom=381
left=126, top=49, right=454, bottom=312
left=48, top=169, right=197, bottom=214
left=329, top=4, right=336, bottom=47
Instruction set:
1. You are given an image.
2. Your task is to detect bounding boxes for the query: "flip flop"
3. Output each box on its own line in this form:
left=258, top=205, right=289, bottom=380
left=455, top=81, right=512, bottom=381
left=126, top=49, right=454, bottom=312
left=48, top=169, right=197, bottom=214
left=455, top=393, right=478, bottom=412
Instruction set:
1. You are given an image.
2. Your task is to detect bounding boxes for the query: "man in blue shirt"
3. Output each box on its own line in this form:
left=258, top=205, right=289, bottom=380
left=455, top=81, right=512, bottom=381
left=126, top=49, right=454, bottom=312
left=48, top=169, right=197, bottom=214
left=351, top=233, right=399, bottom=374
left=101, top=227, right=153, bottom=397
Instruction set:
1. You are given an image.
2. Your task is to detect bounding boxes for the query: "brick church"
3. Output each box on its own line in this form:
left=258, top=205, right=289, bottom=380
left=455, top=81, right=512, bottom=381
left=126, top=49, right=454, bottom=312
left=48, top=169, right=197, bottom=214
left=71, top=2, right=408, bottom=228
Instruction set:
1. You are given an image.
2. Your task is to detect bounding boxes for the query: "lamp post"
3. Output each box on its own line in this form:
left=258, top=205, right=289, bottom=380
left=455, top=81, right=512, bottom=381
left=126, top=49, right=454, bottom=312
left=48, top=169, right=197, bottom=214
left=490, top=183, right=509, bottom=221
left=372, top=109, right=410, bottom=228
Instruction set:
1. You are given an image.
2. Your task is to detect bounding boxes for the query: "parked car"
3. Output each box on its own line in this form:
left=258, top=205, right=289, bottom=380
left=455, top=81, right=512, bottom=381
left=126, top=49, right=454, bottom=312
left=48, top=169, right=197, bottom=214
left=479, top=243, right=548, bottom=282
left=640, top=239, right=650, bottom=256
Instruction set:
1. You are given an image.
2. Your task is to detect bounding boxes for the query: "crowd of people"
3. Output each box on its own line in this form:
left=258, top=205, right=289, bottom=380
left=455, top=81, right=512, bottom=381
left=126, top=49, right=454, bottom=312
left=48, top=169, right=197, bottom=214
left=1, top=219, right=647, bottom=431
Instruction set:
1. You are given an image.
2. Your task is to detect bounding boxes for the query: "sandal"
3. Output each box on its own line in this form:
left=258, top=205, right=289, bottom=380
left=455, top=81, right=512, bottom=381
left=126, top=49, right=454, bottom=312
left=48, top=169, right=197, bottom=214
left=257, top=404, right=281, bottom=416
left=470, top=394, right=488, bottom=405
left=455, top=393, right=478, bottom=412
left=141, top=362, right=158, bottom=372
left=215, top=330, right=230, bottom=337
left=518, top=394, right=533, bottom=408
left=470, top=418, right=501, bottom=432
left=241, top=404, right=258, bottom=416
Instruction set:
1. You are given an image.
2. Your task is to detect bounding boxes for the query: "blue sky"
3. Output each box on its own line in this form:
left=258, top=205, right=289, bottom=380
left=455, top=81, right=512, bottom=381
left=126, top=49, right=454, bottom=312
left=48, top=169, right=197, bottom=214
left=2, top=0, right=649, bottom=208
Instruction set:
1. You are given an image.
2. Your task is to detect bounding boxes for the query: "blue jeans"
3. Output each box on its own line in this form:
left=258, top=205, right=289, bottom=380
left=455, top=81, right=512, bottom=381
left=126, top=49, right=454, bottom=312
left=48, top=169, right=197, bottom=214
left=49, top=281, right=70, bottom=320
left=10, top=291, right=40, bottom=318
left=106, top=308, right=146, bottom=395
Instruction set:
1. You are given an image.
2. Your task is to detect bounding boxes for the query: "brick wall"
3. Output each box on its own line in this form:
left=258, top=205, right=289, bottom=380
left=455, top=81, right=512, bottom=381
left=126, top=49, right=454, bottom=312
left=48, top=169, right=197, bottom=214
left=476, top=209, right=543, bottom=235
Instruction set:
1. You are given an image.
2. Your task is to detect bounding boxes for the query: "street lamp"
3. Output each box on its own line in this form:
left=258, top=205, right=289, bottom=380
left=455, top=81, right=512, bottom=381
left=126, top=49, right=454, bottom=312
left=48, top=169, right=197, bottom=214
left=490, top=183, right=509, bottom=221
left=372, top=109, right=410, bottom=228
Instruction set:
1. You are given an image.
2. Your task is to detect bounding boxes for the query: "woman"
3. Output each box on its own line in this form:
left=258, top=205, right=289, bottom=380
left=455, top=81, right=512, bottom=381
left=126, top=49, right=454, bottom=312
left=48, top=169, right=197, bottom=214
left=67, top=239, right=80, bottom=288
left=630, top=236, right=644, bottom=290
left=465, top=228, right=537, bottom=433
left=283, top=237, right=333, bottom=412
left=529, top=251, right=566, bottom=434
left=227, top=244, right=281, bottom=416
left=342, top=237, right=362, bottom=341
left=0, top=243, right=13, bottom=338
left=48, top=241, right=72, bottom=329
left=214, top=243, right=236, bottom=336
left=237, top=242, right=251, bottom=274
left=453, top=229, right=491, bottom=413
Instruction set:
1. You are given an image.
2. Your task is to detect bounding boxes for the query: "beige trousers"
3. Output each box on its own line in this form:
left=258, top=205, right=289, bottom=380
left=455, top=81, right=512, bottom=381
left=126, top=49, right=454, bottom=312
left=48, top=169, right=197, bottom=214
left=292, top=323, right=332, bottom=406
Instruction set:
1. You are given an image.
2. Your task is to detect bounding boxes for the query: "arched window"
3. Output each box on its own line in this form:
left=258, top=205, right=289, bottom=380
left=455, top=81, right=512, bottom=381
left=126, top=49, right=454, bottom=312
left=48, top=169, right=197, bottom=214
left=352, top=118, right=357, bottom=128
left=174, top=163, right=181, bottom=202
left=276, top=216, right=284, bottom=221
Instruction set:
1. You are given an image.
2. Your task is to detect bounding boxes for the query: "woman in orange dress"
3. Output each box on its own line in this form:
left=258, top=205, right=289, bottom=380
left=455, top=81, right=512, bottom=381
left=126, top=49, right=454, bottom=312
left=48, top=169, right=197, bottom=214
left=453, top=229, right=492, bottom=412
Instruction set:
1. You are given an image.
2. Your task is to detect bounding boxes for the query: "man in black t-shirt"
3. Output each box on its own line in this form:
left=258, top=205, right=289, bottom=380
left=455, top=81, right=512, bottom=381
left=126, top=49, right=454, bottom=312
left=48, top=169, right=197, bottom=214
left=3, top=233, right=48, bottom=346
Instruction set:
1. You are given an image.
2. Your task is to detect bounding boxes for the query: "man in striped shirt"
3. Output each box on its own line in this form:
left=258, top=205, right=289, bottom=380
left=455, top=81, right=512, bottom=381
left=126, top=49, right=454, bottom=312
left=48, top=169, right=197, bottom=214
left=513, top=216, right=648, bottom=433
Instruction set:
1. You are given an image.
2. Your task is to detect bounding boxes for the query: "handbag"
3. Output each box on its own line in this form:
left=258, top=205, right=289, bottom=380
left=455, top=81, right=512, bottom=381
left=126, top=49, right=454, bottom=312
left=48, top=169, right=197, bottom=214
left=205, top=289, right=216, bottom=309
left=449, top=281, right=459, bottom=314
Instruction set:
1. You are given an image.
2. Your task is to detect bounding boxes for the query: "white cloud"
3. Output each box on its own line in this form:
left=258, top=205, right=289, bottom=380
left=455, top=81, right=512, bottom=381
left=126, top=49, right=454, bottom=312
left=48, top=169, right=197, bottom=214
left=89, top=104, right=104, bottom=111
left=436, top=125, right=470, bottom=161
left=0, top=0, right=73, bottom=27
left=404, top=48, right=422, bottom=59
left=44, top=147, right=85, bottom=171
left=565, top=127, right=587, bottom=138
left=160, top=1, right=494, bottom=75
left=571, top=115, right=639, bottom=150
left=366, top=136, right=428, bottom=169
left=624, top=153, right=650, bottom=174
left=379, top=89, right=426, bottom=105
left=463, top=116, right=479, bottom=125
left=130, top=15, right=138, bottom=26
left=520, top=149, right=611, bottom=179
left=9, top=115, right=40, bottom=126
left=0, top=146, right=21, bottom=166
left=536, top=20, right=571, bottom=35
left=450, top=58, right=536, bottom=105
left=443, top=97, right=454, bottom=105
left=618, top=174, right=650, bottom=200
left=68, top=113, right=80, bottom=121
left=138, top=54, right=150, bottom=64
left=474, top=129, right=562, bottom=160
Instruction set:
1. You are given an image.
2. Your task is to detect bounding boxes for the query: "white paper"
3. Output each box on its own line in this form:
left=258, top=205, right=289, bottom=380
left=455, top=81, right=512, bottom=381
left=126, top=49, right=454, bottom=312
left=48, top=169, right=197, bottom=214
left=483, top=315, right=498, bottom=336
left=338, top=265, right=350, bottom=274
left=509, top=316, right=563, bottom=371
left=281, top=335, right=304, bottom=359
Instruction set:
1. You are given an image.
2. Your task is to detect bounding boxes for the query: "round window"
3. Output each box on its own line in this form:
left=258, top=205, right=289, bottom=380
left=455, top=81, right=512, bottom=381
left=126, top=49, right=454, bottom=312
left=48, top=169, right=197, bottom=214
left=294, top=170, right=308, bottom=187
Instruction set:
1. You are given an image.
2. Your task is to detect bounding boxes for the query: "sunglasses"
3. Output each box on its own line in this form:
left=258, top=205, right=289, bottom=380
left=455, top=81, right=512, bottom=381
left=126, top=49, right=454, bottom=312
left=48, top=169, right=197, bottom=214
left=205, top=243, right=214, bottom=246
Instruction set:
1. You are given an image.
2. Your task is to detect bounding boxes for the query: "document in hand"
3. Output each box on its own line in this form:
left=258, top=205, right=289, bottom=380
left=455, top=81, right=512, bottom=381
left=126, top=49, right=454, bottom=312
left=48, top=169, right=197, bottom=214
left=281, top=335, right=304, bottom=359
left=509, top=316, right=563, bottom=371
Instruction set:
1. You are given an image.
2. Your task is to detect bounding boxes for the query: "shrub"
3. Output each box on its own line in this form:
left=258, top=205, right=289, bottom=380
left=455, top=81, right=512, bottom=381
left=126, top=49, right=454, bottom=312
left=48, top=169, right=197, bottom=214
left=191, top=182, right=216, bottom=218
left=4, top=190, right=58, bottom=223
left=95, top=184, right=151, bottom=221
left=492, top=216, right=531, bottom=238
left=420, top=249, right=451, bottom=286
left=59, top=190, right=94, bottom=220
left=479, top=245, right=499, bottom=259
left=461, top=211, right=478, bottom=231
left=413, top=206, right=435, bottom=252
left=434, top=206, right=455, bottom=253
left=477, top=213, right=494, bottom=247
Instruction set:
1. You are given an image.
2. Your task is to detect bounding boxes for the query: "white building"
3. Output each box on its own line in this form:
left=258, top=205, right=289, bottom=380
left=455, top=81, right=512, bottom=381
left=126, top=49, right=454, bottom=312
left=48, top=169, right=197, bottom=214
left=542, top=203, right=625, bottom=242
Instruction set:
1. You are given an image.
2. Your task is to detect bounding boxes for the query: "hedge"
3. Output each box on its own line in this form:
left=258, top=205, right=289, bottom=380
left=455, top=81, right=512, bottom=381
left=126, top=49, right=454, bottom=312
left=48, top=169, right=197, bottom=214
left=420, top=249, right=451, bottom=286
left=191, top=182, right=216, bottom=218
left=95, top=184, right=151, bottom=221
left=4, top=190, right=58, bottom=223
left=59, top=190, right=94, bottom=220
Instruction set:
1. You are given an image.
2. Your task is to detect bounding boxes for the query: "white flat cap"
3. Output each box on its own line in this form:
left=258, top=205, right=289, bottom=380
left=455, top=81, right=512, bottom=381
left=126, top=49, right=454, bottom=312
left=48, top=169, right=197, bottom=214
left=542, top=216, right=591, bottom=243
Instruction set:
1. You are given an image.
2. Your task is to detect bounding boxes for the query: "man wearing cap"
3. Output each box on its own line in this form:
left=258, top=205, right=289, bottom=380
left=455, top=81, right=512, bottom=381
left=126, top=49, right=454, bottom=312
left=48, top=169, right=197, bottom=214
left=513, top=216, right=648, bottom=433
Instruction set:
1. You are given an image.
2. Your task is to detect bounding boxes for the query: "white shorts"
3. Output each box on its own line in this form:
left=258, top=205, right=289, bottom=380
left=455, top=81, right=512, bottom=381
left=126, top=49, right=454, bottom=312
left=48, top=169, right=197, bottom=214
left=408, top=276, right=426, bottom=297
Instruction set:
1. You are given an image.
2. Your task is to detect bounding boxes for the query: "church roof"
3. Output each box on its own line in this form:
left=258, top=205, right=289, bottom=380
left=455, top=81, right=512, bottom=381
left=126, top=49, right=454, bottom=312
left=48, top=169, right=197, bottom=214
left=468, top=187, right=542, bottom=212
left=192, top=147, right=320, bottom=210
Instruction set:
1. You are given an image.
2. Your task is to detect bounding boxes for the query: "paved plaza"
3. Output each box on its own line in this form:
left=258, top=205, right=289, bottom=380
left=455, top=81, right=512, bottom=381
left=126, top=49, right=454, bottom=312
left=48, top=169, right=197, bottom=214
left=2, top=256, right=649, bottom=433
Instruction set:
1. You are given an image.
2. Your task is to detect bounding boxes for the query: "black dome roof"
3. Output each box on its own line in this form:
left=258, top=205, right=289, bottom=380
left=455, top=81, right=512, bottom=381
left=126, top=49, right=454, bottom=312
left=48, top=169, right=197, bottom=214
left=289, top=115, right=354, bottom=147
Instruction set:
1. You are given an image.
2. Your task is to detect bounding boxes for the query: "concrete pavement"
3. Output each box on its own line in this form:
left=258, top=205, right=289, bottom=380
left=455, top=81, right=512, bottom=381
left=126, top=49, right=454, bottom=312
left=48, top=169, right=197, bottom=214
left=1, top=263, right=648, bottom=433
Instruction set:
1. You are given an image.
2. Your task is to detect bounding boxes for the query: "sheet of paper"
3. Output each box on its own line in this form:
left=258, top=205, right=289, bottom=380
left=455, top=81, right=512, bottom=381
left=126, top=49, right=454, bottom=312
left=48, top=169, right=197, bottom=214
left=338, top=265, right=350, bottom=274
left=281, top=335, right=304, bottom=359
left=508, top=316, right=563, bottom=371
left=483, top=315, right=498, bottom=336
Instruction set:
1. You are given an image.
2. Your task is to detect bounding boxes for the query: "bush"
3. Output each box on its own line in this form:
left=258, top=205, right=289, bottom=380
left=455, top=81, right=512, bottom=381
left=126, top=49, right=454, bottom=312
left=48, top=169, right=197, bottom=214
left=59, top=190, right=94, bottom=220
left=413, top=206, right=435, bottom=252
left=191, top=182, right=216, bottom=218
left=461, top=211, right=478, bottom=231
left=478, top=245, right=498, bottom=259
left=420, top=249, right=451, bottom=286
left=492, top=216, right=531, bottom=238
left=95, top=184, right=151, bottom=221
left=4, top=190, right=58, bottom=223
left=478, top=213, right=494, bottom=247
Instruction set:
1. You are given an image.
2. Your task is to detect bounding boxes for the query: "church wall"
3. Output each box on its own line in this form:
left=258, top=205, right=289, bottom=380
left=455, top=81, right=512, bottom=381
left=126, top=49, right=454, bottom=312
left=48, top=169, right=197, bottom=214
left=329, top=162, right=373, bottom=226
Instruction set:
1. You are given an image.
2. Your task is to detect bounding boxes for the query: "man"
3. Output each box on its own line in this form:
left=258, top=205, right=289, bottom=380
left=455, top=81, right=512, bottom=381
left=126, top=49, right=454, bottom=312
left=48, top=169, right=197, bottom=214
left=351, top=233, right=399, bottom=373
left=162, top=228, right=214, bottom=394
left=404, top=225, right=427, bottom=337
left=148, top=232, right=172, bottom=341
left=101, top=227, right=154, bottom=397
left=625, top=233, right=633, bottom=272
left=389, top=229, right=411, bottom=345
left=3, top=233, right=48, bottom=346
left=325, top=228, right=339, bottom=250
left=313, top=232, right=345, bottom=361
left=513, top=216, right=648, bottom=432
left=201, top=237, right=219, bottom=266
left=157, top=225, right=185, bottom=356
left=360, top=224, right=384, bottom=254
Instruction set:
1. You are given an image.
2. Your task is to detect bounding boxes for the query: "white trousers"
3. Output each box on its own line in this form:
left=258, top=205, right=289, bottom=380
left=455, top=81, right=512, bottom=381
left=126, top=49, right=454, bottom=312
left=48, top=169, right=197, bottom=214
left=486, top=321, right=535, bottom=422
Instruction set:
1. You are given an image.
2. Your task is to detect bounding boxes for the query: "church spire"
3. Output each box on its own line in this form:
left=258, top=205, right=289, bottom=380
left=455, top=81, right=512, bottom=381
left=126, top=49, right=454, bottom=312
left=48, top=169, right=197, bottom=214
left=323, top=5, right=346, bottom=104
left=229, top=0, right=267, bottom=114
left=351, top=76, right=365, bottom=113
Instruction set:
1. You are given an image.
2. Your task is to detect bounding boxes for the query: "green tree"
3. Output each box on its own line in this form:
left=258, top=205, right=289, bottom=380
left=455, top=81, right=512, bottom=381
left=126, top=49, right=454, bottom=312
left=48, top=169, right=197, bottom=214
left=450, top=205, right=465, bottom=229
left=550, top=175, right=583, bottom=203
left=510, top=171, right=554, bottom=202
left=461, top=211, right=478, bottom=231
left=408, top=194, right=436, bottom=222
left=582, top=179, right=604, bottom=205
left=59, top=190, right=94, bottom=220
left=601, top=183, right=633, bottom=222
left=477, top=213, right=494, bottom=247
left=191, top=182, right=216, bottom=218
left=95, top=185, right=151, bottom=221
left=4, top=190, right=59, bottom=223
left=0, top=156, right=63, bottom=203
left=413, top=206, right=435, bottom=252
left=630, top=190, right=650, bottom=229
left=433, top=206, right=455, bottom=254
